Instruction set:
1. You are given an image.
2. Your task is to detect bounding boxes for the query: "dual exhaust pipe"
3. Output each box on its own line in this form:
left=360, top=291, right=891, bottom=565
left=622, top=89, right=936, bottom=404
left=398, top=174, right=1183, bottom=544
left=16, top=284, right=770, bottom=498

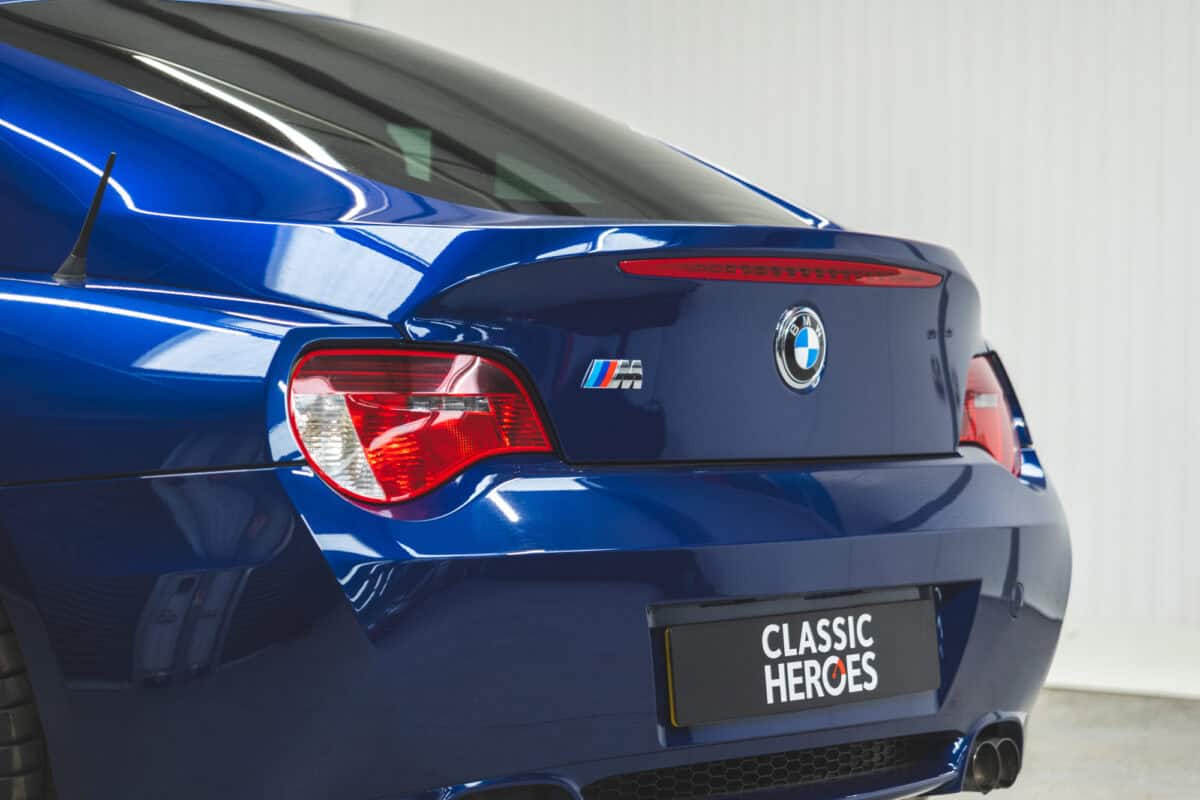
left=968, top=736, right=1021, bottom=793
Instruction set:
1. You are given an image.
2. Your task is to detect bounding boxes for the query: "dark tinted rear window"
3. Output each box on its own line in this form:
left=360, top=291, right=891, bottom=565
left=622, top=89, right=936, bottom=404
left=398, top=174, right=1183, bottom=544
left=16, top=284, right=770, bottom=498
left=0, top=0, right=810, bottom=225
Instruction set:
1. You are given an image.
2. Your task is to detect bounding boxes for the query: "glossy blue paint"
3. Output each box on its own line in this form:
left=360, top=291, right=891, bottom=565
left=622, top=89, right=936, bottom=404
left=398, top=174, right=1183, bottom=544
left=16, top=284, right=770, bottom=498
left=0, top=274, right=369, bottom=483
left=404, top=252, right=978, bottom=461
left=0, top=449, right=1067, bottom=799
left=0, top=7, right=1070, bottom=799
left=0, top=34, right=982, bottom=463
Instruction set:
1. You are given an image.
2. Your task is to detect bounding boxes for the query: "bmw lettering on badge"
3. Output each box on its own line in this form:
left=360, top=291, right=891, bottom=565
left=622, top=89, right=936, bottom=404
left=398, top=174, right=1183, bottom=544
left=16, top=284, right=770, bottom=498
left=663, top=598, right=942, bottom=727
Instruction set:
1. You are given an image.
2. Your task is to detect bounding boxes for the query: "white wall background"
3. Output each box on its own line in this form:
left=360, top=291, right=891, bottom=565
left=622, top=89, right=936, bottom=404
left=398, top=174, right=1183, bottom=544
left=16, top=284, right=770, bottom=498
left=291, top=0, right=1200, bottom=696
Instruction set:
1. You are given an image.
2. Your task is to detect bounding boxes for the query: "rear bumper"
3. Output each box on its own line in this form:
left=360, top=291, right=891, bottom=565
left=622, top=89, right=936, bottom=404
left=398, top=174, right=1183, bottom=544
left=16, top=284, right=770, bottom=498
left=0, top=449, right=1069, bottom=799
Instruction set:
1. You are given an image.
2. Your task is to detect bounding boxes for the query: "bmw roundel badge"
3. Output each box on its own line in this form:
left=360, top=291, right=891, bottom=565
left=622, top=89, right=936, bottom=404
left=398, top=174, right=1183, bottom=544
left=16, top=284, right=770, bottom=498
left=775, top=306, right=827, bottom=391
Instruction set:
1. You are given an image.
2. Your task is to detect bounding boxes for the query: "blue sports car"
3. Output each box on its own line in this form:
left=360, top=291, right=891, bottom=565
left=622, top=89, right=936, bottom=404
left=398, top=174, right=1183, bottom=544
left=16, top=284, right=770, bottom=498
left=0, top=2, right=1071, bottom=798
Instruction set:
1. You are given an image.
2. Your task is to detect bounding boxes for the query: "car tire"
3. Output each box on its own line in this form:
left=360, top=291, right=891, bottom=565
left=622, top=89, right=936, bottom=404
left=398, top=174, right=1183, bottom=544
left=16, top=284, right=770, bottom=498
left=0, top=605, right=49, bottom=799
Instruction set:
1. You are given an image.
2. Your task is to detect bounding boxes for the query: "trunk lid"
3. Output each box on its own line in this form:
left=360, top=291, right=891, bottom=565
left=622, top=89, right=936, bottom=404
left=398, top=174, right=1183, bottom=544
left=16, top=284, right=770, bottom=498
left=404, top=224, right=981, bottom=463
left=60, top=207, right=979, bottom=464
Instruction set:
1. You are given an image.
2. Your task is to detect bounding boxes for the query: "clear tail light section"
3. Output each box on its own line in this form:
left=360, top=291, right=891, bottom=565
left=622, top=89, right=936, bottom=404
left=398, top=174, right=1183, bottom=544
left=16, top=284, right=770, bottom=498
left=960, top=354, right=1021, bottom=475
left=288, top=349, right=552, bottom=503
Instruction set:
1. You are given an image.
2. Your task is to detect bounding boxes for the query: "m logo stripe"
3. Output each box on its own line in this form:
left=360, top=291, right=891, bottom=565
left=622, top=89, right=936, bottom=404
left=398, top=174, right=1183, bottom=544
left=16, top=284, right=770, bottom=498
left=599, top=360, right=620, bottom=387
left=583, top=360, right=606, bottom=388
left=582, top=359, right=643, bottom=390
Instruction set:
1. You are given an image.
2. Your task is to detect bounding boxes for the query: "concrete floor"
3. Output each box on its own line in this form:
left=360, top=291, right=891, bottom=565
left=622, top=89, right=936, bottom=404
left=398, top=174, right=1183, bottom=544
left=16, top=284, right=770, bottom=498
left=1003, top=689, right=1200, bottom=799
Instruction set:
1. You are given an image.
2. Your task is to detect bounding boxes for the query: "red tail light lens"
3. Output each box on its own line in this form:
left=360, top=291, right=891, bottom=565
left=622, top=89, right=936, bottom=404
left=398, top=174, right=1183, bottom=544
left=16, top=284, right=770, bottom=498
left=618, top=256, right=942, bottom=287
left=288, top=349, right=552, bottom=503
left=960, top=355, right=1020, bottom=475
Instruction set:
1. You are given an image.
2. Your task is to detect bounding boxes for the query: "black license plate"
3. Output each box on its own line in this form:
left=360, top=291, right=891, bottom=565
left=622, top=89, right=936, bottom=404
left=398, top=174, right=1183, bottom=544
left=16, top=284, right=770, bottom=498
left=664, top=598, right=940, bottom=727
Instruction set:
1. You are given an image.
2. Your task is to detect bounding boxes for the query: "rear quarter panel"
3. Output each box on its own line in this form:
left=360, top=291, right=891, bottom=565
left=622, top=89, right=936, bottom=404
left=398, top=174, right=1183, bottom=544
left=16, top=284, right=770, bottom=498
left=0, top=275, right=373, bottom=483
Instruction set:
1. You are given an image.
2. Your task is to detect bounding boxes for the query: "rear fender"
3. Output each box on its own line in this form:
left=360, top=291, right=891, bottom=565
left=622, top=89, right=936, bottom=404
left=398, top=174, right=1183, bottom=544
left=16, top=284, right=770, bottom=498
left=0, top=274, right=383, bottom=484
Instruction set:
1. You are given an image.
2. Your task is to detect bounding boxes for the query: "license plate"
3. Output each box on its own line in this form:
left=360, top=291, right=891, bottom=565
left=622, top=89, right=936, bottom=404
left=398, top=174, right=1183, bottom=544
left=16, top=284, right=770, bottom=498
left=664, top=598, right=941, bottom=727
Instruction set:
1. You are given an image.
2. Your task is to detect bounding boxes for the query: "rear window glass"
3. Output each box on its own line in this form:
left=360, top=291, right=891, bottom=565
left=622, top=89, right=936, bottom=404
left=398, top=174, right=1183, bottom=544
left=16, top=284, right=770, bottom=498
left=0, top=1, right=810, bottom=225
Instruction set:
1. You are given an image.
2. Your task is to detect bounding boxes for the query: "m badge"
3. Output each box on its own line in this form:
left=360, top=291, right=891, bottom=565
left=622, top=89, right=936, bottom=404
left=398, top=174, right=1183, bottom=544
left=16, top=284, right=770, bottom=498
left=582, top=359, right=643, bottom=390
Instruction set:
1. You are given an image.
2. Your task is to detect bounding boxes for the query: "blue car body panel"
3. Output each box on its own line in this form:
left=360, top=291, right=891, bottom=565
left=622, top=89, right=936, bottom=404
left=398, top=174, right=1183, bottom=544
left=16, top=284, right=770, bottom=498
left=0, top=276, right=365, bottom=483
left=0, top=3, right=1070, bottom=798
left=0, top=454, right=1068, bottom=799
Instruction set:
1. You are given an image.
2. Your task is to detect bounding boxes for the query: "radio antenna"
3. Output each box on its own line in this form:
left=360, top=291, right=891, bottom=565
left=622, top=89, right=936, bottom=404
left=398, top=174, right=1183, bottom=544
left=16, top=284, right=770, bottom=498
left=54, top=152, right=117, bottom=286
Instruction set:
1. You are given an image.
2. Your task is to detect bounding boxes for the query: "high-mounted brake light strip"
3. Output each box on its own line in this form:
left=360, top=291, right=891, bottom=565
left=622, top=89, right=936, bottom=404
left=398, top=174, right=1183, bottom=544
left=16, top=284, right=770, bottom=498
left=618, top=256, right=943, bottom=288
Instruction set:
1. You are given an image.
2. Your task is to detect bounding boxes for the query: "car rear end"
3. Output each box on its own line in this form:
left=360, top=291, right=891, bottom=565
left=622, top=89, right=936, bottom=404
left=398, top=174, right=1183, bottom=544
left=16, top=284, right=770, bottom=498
left=0, top=3, right=1069, bottom=798
left=266, top=226, right=1069, bottom=800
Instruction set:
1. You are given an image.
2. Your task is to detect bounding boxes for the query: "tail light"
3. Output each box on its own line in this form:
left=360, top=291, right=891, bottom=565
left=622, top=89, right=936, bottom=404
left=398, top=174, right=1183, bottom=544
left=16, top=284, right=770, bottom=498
left=288, top=348, right=552, bottom=503
left=960, top=354, right=1020, bottom=475
left=619, top=256, right=942, bottom=287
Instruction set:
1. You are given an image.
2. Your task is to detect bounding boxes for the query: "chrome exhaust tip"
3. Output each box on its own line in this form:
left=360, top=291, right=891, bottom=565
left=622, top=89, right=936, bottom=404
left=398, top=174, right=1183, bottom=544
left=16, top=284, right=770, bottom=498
left=995, top=736, right=1022, bottom=789
left=969, top=739, right=1001, bottom=793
